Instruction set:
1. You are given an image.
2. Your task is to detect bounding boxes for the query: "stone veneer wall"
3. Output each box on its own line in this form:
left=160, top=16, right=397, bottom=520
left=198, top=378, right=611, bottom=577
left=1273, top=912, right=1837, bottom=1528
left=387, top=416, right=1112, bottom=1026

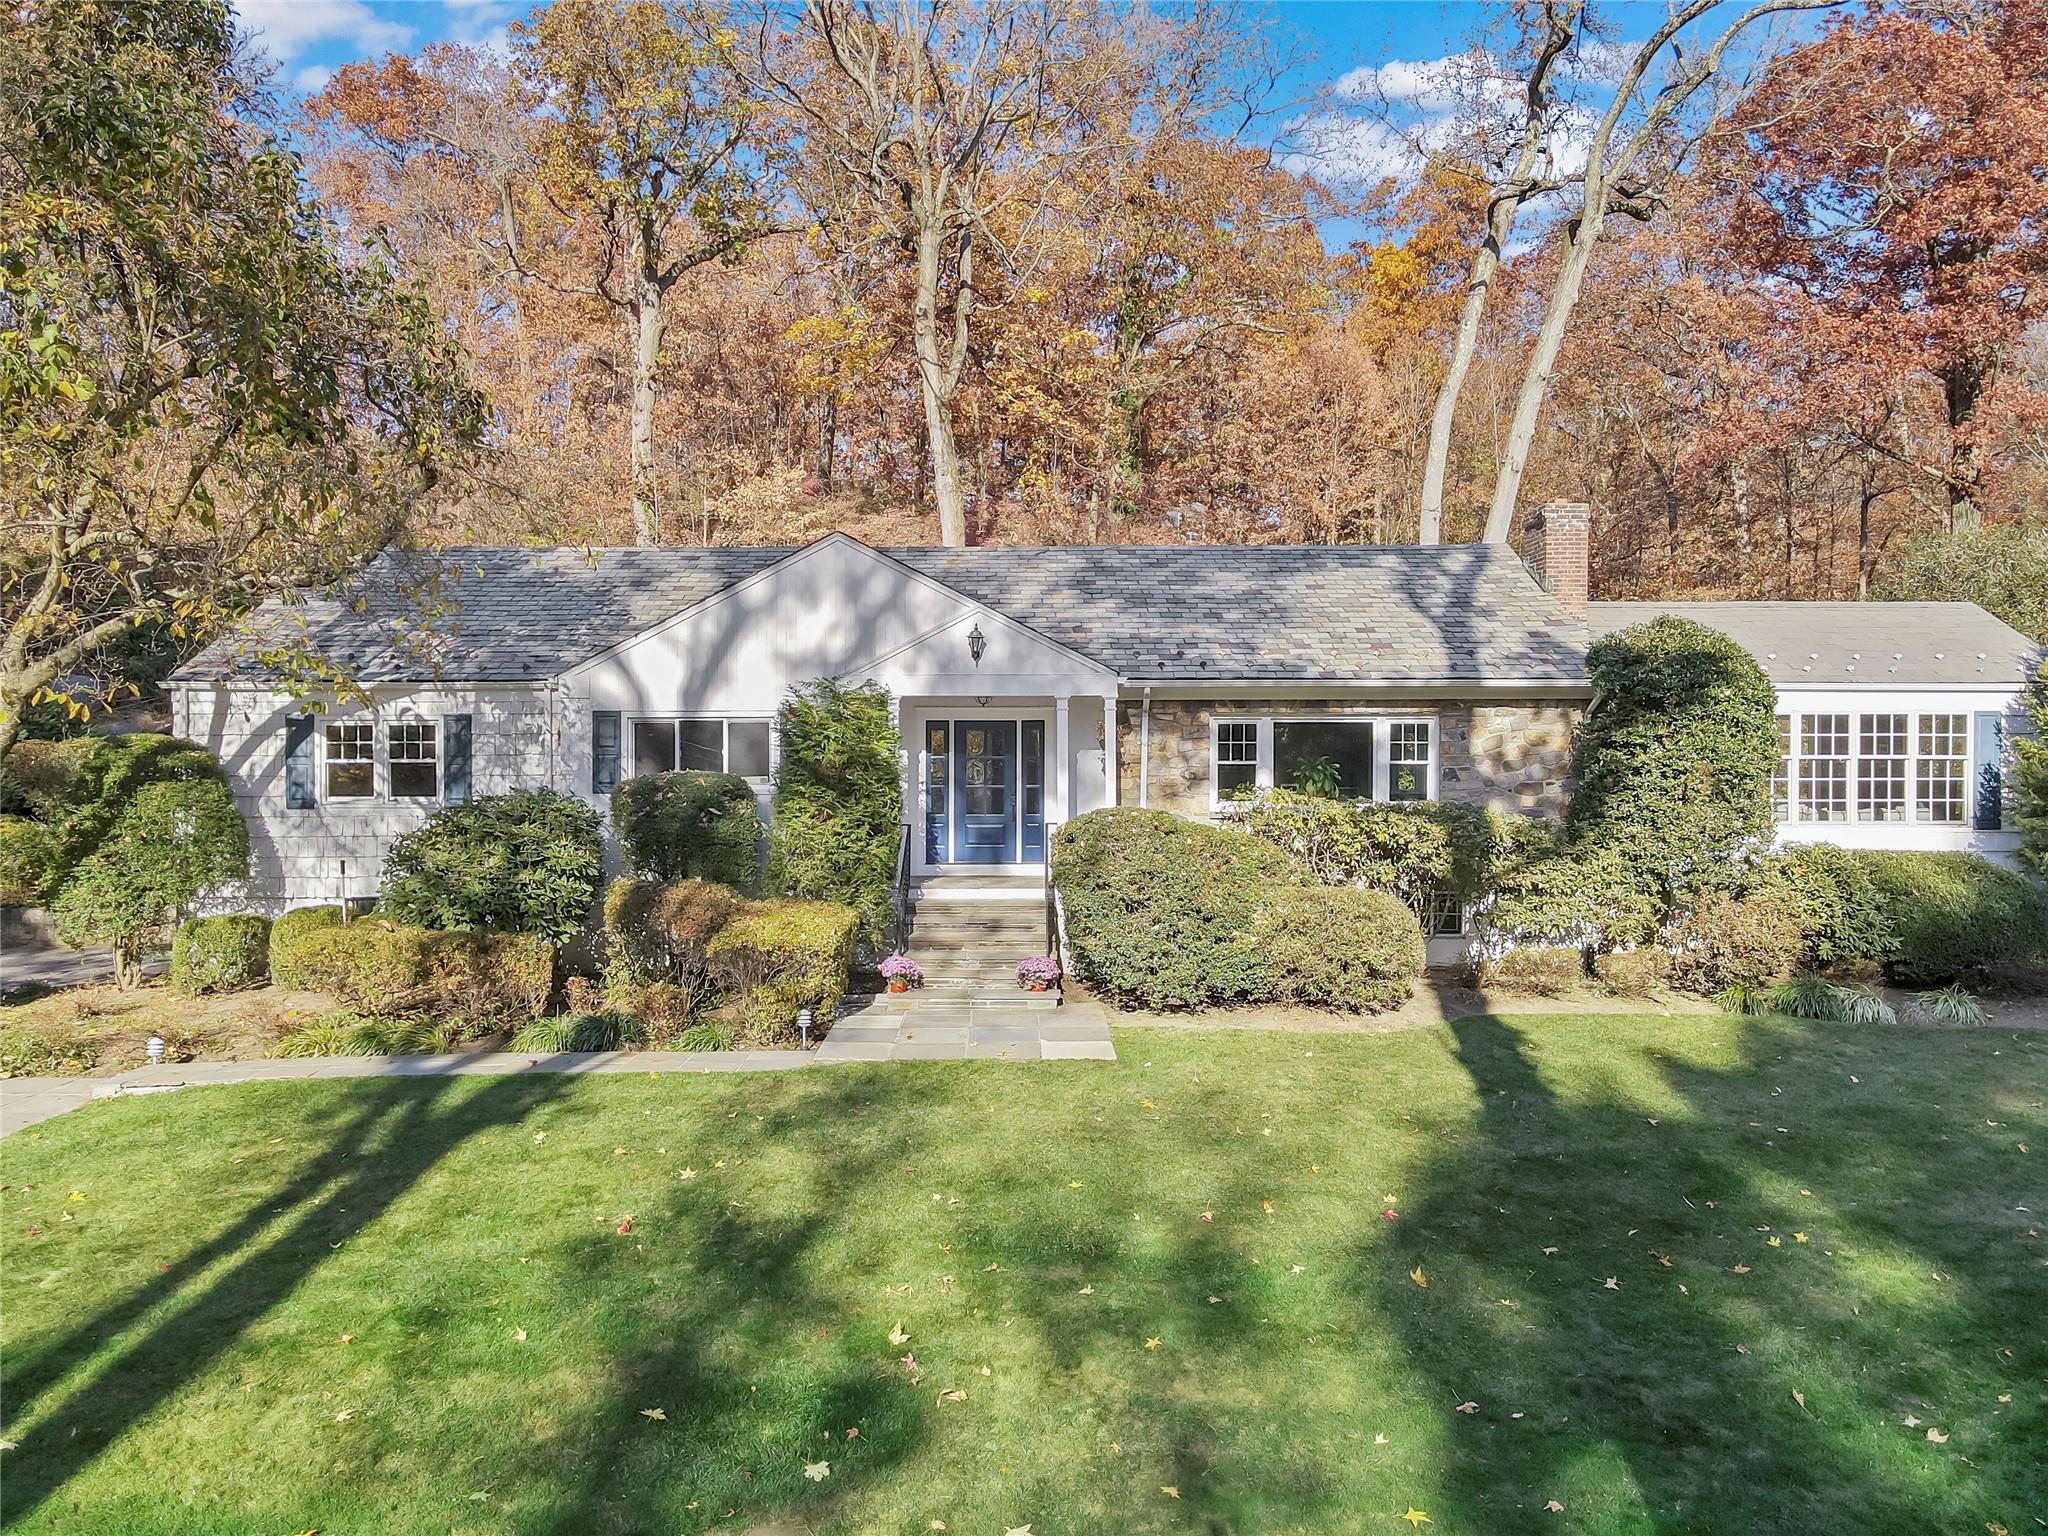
left=1115, top=697, right=1581, bottom=819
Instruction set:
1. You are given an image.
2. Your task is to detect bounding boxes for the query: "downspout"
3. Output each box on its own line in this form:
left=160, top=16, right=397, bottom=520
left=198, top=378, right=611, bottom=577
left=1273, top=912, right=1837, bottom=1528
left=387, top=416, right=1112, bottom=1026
left=1138, top=685, right=1152, bottom=809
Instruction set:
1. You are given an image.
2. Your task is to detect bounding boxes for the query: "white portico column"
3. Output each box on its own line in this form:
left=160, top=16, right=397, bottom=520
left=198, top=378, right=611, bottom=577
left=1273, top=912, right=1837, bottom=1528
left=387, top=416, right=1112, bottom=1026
left=1052, top=695, right=1071, bottom=830
left=1101, top=691, right=1119, bottom=806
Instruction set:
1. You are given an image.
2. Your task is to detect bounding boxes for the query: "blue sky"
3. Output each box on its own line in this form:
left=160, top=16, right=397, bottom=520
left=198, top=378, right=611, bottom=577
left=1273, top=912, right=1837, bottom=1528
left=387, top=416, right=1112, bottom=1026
left=238, top=2, right=1500, bottom=93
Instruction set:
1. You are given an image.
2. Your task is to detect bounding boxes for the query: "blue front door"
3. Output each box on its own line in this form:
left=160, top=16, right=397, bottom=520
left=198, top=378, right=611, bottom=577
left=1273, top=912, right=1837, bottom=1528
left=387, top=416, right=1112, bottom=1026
left=953, top=721, right=1017, bottom=863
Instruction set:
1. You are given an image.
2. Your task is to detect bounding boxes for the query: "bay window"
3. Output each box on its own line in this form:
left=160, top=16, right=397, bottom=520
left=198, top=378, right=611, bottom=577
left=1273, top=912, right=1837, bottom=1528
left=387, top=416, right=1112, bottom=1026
left=1210, top=715, right=1436, bottom=808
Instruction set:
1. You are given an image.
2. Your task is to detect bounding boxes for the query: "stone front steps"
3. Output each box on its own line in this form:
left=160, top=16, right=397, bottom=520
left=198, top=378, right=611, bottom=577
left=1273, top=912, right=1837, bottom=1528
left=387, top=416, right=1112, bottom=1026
left=898, top=874, right=1059, bottom=1005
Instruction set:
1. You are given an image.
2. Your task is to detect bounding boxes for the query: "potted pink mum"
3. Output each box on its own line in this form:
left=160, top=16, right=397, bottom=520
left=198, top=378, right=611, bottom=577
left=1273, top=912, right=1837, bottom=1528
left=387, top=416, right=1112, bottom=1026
left=1016, top=955, right=1061, bottom=992
left=879, top=954, right=921, bottom=993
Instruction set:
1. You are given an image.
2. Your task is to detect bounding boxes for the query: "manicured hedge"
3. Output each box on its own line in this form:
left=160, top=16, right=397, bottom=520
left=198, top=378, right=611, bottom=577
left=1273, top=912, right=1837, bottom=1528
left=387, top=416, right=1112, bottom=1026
left=1477, top=945, right=1585, bottom=996
left=0, top=816, right=57, bottom=904
left=1475, top=840, right=1660, bottom=953
left=1253, top=884, right=1423, bottom=1012
left=1054, top=808, right=1295, bottom=1009
left=270, top=906, right=343, bottom=989
left=612, top=771, right=761, bottom=888
left=1846, top=850, right=2047, bottom=987
left=602, top=877, right=738, bottom=1001
left=706, top=899, right=859, bottom=1035
left=1238, top=790, right=1508, bottom=912
left=171, top=914, right=271, bottom=995
left=379, top=789, right=603, bottom=943
left=1752, top=844, right=1898, bottom=970
left=290, top=919, right=555, bottom=1026
left=0, top=737, right=98, bottom=822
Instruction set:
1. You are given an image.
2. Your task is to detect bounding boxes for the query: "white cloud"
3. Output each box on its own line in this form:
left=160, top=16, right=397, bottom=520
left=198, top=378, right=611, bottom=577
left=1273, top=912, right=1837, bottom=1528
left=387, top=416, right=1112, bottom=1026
left=292, top=63, right=334, bottom=93
left=1334, top=55, right=1467, bottom=114
left=445, top=0, right=519, bottom=55
left=234, top=0, right=413, bottom=66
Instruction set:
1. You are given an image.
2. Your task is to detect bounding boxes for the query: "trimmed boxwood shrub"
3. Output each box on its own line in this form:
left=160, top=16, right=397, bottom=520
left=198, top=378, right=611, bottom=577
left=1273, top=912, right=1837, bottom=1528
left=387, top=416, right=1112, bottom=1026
left=1474, top=840, right=1661, bottom=953
left=612, top=771, right=762, bottom=887
left=706, top=898, right=859, bottom=1035
left=1054, top=808, right=1296, bottom=1009
left=270, top=906, right=343, bottom=989
left=1593, top=948, right=1668, bottom=998
left=1252, top=885, right=1423, bottom=1011
left=768, top=681, right=901, bottom=946
left=602, top=877, right=738, bottom=1001
left=1847, top=849, right=2048, bottom=987
left=1568, top=617, right=1778, bottom=906
left=42, top=734, right=231, bottom=887
left=291, top=919, right=555, bottom=1027
left=0, top=737, right=98, bottom=821
left=1666, top=891, right=1803, bottom=995
left=50, top=778, right=249, bottom=987
left=379, top=789, right=603, bottom=943
left=171, top=914, right=271, bottom=994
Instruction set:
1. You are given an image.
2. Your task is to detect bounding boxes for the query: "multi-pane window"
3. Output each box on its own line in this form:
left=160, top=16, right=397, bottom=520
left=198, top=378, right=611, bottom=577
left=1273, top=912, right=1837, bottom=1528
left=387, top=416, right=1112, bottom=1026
left=1214, top=721, right=1258, bottom=800
left=1856, top=714, right=1907, bottom=822
left=1770, top=715, right=1792, bottom=821
left=1797, top=714, right=1850, bottom=822
left=389, top=723, right=438, bottom=799
left=1915, top=713, right=1967, bottom=823
left=1420, top=884, right=1466, bottom=937
left=630, top=718, right=772, bottom=780
left=1773, top=708, right=1978, bottom=826
left=1388, top=722, right=1433, bottom=801
left=325, top=722, right=373, bottom=799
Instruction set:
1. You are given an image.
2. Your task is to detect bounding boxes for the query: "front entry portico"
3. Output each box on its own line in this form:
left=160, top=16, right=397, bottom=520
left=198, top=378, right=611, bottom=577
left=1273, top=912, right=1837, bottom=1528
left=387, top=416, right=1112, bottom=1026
left=922, top=716, right=1048, bottom=865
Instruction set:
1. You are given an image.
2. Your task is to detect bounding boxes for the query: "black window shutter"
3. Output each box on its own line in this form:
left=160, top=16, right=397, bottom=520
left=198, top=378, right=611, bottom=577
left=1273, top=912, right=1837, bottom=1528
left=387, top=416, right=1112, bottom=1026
left=443, top=714, right=473, bottom=805
left=285, top=716, right=317, bottom=810
left=593, top=710, right=622, bottom=795
left=1973, top=712, right=2003, bottom=830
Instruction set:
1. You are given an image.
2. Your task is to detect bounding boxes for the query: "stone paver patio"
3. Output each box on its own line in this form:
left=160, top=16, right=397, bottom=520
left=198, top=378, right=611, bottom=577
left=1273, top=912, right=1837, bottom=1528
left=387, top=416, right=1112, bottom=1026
left=813, top=995, right=1116, bottom=1063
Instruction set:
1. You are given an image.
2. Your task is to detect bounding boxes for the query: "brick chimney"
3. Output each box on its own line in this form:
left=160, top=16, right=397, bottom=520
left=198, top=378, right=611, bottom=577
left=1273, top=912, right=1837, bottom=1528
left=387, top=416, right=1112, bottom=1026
left=1525, top=500, right=1590, bottom=616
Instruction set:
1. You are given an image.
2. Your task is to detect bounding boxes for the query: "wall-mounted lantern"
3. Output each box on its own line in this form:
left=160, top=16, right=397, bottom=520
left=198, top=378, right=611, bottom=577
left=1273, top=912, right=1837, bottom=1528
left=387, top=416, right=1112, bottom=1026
left=967, top=623, right=986, bottom=667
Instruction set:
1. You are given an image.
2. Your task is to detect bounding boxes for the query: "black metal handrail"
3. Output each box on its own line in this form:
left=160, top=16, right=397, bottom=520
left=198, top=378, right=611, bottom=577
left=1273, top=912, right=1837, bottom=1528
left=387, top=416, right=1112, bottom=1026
left=889, top=820, right=912, bottom=956
left=1043, top=820, right=1060, bottom=994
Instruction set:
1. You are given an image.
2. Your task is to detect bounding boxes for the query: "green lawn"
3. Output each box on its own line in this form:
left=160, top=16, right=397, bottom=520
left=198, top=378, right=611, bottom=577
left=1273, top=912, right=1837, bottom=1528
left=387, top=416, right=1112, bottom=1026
left=2, top=1014, right=2042, bottom=1535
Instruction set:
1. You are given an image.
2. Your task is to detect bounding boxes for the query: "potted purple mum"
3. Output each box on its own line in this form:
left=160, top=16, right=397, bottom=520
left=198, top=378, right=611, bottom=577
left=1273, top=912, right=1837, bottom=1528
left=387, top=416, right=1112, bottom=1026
left=1017, top=955, right=1061, bottom=992
left=880, top=954, right=922, bottom=993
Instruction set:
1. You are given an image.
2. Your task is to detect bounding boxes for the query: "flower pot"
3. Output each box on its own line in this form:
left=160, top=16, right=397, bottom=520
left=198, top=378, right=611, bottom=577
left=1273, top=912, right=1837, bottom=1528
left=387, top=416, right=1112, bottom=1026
left=1027, top=981, right=1048, bottom=993
left=888, top=977, right=910, bottom=994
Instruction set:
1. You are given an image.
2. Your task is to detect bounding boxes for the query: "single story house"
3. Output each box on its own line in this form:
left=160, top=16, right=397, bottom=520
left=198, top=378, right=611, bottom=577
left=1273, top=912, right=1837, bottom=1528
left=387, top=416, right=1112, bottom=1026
left=171, top=504, right=2040, bottom=932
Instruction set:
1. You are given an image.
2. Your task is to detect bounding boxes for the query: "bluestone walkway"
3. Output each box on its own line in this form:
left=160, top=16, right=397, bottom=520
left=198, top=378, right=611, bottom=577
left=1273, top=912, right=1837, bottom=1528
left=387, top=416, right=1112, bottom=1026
left=0, top=1000, right=1117, bottom=1137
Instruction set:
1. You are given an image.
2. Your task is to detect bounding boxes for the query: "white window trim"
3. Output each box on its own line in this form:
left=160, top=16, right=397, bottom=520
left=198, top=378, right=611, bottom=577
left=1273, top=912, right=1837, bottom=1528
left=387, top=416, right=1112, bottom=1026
left=323, top=719, right=376, bottom=802
left=388, top=719, right=441, bottom=801
left=625, top=714, right=776, bottom=783
left=1779, top=707, right=1972, bottom=828
left=1208, top=713, right=1440, bottom=811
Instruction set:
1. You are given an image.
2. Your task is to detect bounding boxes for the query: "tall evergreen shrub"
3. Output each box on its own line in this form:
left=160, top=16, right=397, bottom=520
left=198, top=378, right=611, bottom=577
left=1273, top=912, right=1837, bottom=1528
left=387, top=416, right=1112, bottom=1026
left=767, top=681, right=901, bottom=944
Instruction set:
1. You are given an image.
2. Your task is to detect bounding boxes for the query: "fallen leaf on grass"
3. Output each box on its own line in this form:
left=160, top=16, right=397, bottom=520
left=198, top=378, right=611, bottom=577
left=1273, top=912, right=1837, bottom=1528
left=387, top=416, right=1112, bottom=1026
left=1541, top=1247, right=1558, bottom=1257
left=1144, top=1337, right=1161, bottom=1350
left=513, top=1328, right=527, bottom=1343
left=1545, top=1501, right=1565, bottom=1513
left=334, top=1410, right=354, bottom=1423
left=1926, top=1428, right=1949, bottom=1444
left=1402, top=1510, right=1432, bottom=1527
left=1792, top=1390, right=1808, bottom=1412
left=1411, top=1267, right=1428, bottom=1289
left=617, top=1217, right=633, bottom=1235
left=640, top=1408, right=667, bottom=1421
left=804, top=1461, right=830, bottom=1482
left=1077, top=1284, right=1095, bottom=1296
left=1455, top=1401, right=1479, bottom=1414
left=889, top=1322, right=910, bottom=1346
left=1731, top=1265, right=1751, bottom=1275
left=1160, top=1486, right=1179, bottom=1498
left=936, top=1388, right=967, bottom=1404
left=1603, top=1277, right=1620, bottom=1290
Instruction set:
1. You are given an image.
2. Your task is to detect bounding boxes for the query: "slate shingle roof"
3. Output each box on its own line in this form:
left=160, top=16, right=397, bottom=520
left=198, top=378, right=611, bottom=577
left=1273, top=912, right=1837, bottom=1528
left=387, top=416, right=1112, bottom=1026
left=1586, top=602, right=2041, bottom=687
left=889, top=544, right=1588, bottom=681
left=175, top=539, right=1576, bottom=685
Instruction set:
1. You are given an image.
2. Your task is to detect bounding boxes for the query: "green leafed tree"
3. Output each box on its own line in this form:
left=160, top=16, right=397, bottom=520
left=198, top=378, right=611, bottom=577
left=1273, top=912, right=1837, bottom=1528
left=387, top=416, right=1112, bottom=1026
left=0, top=0, right=486, bottom=757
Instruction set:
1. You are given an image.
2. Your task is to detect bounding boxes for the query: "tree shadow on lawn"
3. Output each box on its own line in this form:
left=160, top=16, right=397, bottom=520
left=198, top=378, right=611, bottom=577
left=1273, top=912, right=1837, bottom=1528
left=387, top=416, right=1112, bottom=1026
left=1366, top=1012, right=2046, bottom=1533
left=2, top=1068, right=573, bottom=1526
